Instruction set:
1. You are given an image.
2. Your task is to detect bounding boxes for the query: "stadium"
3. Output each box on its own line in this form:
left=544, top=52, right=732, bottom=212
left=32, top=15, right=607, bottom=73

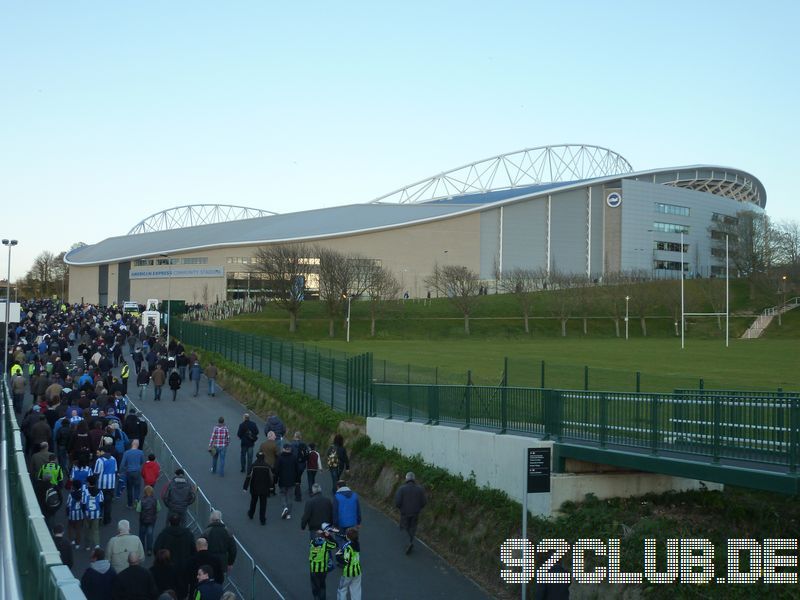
left=64, top=144, right=766, bottom=306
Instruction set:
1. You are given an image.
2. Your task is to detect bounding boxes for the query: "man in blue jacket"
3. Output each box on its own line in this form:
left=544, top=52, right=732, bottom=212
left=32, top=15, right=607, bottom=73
left=332, top=480, right=361, bottom=531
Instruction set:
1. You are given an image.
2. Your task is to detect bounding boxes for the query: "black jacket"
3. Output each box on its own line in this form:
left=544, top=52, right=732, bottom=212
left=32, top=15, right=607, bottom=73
left=149, top=562, right=182, bottom=595
left=394, top=480, right=427, bottom=517
left=111, top=564, right=158, bottom=600
left=301, top=493, right=334, bottom=532
left=203, top=521, right=237, bottom=568
left=244, top=460, right=272, bottom=496
left=275, top=450, right=298, bottom=488
left=153, top=525, right=196, bottom=571
left=236, top=420, right=259, bottom=448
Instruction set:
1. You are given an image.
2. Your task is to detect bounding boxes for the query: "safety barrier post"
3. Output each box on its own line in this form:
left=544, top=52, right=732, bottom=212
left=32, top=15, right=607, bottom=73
left=650, top=394, right=659, bottom=455
left=584, top=366, right=589, bottom=391
left=463, top=371, right=472, bottom=429
left=712, top=395, right=721, bottom=463
left=259, top=339, right=263, bottom=374
left=500, top=357, right=508, bottom=434
left=278, top=342, right=283, bottom=383
left=636, top=371, right=641, bottom=393
left=790, top=397, right=799, bottom=473
left=330, top=358, right=335, bottom=409
left=317, top=354, right=321, bottom=400
left=599, top=392, right=608, bottom=448
left=289, top=344, right=294, bottom=389
left=303, top=348, right=307, bottom=394
left=540, top=360, right=545, bottom=388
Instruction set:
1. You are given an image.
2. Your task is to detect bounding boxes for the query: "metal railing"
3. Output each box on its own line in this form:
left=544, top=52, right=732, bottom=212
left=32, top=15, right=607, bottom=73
left=129, top=398, right=285, bottom=600
left=2, top=378, right=86, bottom=600
left=372, top=383, right=800, bottom=471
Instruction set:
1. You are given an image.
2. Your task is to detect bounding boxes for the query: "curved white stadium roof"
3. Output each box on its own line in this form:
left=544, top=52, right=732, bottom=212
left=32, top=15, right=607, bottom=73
left=65, top=161, right=766, bottom=267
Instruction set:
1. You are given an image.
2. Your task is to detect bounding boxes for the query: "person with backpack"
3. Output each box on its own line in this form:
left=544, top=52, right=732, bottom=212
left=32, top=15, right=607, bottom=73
left=82, top=475, right=105, bottom=550
left=168, top=368, right=182, bottom=402
left=236, top=413, right=259, bottom=474
left=326, top=434, right=349, bottom=494
left=136, top=485, right=162, bottom=557
left=308, top=527, right=339, bottom=600
left=336, top=528, right=362, bottom=600
left=305, top=443, right=321, bottom=495
left=290, top=431, right=309, bottom=501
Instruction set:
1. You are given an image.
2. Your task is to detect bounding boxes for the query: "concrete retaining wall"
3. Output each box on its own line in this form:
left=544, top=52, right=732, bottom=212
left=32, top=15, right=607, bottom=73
left=366, top=417, right=722, bottom=517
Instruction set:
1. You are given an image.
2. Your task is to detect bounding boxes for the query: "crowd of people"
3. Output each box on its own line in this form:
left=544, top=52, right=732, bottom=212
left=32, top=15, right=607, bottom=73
left=5, top=299, right=429, bottom=599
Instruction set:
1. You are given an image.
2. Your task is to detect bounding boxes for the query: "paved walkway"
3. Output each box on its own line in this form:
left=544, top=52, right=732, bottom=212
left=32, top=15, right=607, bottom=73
left=62, top=351, right=488, bottom=600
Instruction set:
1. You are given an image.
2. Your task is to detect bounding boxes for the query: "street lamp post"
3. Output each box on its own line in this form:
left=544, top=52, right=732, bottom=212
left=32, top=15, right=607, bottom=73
left=779, top=274, right=787, bottom=326
left=680, top=231, right=685, bottom=350
left=624, top=295, right=630, bottom=340
left=2, top=239, right=18, bottom=377
left=160, top=253, right=173, bottom=347
left=342, top=292, right=352, bottom=342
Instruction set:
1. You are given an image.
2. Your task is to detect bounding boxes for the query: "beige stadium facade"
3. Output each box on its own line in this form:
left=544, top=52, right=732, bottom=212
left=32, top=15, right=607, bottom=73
left=64, top=145, right=766, bottom=307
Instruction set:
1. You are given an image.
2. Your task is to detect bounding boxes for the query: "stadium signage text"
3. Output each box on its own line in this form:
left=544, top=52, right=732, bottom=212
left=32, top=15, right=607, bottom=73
left=130, top=267, right=224, bottom=279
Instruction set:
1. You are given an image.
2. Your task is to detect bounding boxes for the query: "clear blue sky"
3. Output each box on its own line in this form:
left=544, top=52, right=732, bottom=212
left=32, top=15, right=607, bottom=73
left=1, top=1, right=798, bottom=279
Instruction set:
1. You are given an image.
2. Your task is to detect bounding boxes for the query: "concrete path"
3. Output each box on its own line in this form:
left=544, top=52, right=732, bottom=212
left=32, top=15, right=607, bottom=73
left=62, top=352, right=489, bottom=600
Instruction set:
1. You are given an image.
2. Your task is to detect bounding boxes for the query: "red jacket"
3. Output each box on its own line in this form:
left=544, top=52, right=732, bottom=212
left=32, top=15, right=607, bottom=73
left=141, top=460, right=160, bottom=487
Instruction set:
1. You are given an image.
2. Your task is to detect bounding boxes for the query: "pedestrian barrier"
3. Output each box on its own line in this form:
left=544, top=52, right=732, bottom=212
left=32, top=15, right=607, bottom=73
left=1, top=378, right=86, bottom=600
left=129, top=398, right=286, bottom=600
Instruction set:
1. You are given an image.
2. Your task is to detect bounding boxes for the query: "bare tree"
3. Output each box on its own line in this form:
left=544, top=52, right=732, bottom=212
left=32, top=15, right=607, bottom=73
left=710, top=210, right=776, bottom=299
left=317, top=247, right=375, bottom=338
left=599, top=273, right=627, bottom=337
left=366, top=267, right=400, bottom=336
left=619, top=270, right=655, bottom=337
left=549, top=269, right=579, bottom=337
left=699, top=277, right=726, bottom=329
left=250, top=243, right=316, bottom=332
left=499, top=267, right=546, bottom=333
left=773, top=219, right=800, bottom=276
left=424, top=264, right=481, bottom=334
left=29, top=250, right=57, bottom=297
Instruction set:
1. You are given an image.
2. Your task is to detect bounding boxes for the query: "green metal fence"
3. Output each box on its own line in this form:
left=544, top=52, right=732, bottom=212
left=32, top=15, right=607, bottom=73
left=175, top=320, right=800, bottom=475
left=2, top=380, right=86, bottom=600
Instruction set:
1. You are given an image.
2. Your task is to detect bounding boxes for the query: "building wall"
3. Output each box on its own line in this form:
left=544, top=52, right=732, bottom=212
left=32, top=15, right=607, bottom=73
left=620, top=180, right=755, bottom=277
left=69, top=265, right=100, bottom=305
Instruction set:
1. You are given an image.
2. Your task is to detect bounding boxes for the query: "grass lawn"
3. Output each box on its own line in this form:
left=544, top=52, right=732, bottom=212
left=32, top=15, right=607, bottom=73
left=211, top=280, right=798, bottom=392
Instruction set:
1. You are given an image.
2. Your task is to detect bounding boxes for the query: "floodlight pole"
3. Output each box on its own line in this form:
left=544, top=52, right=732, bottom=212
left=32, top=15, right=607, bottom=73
left=343, top=293, right=352, bottom=343
left=2, top=239, right=17, bottom=377
left=725, top=234, right=729, bottom=347
left=624, top=295, right=630, bottom=340
left=680, top=231, right=685, bottom=350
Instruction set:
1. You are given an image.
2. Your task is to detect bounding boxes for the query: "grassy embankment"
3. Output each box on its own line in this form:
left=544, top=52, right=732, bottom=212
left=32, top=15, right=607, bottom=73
left=192, top=346, right=800, bottom=600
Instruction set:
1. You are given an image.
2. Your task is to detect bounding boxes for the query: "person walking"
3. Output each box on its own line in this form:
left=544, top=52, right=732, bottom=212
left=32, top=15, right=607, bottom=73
left=94, top=445, right=117, bottom=525
left=105, top=519, right=145, bottom=574
left=336, top=528, right=362, bottom=600
left=150, top=364, right=165, bottom=401
left=236, top=413, right=258, bottom=474
left=193, top=564, right=224, bottom=600
left=136, top=366, right=150, bottom=401
left=168, top=369, right=182, bottom=402
left=52, top=523, right=74, bottom=569
left=326, top=434, right=350, bottom=494
left=80, top=548, right=116, bottom=600
left=203, top=511, right=237, bottom=577
left=136, top=485, right=161, bottom=556
left=184, top=538, right=224, bottom=597
left=120, top=439, right=145, bottom=509
left=142, top=453, right=161, bottom=489
left=209, top=417, right=230, bottom=477
left=332, top=480, right=361, bottom=531
left=189, top=360, right=202, bottom=397
left=309, top=528, right=339, bottom=600
left=149, top=549, right=182, bottom=596
left=111, top=552, right=159, bottom=600
left=301, top=483, right=333, bottom=538
left=66, top=480, right=86, bottom=550
left=244, top=451, right=272, bottom=525
left=394, top=471, right=427, bottom=554
left=82, top=475, right=105, bottom=551
left=306, top=443, right=321, bottom=495
left=258, top=431, right=279, bottom=495
left=161, top=469, right=196, bottom=527
left=153, top=513, right=196, bottom=598
left=205, top=361, right=218, bottom=396
left=290, top=431, right=309, bottom=501
left=276, top=444, right=298, bottom=520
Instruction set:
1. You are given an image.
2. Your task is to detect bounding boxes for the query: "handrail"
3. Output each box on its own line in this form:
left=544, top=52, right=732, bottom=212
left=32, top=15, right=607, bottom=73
left=128, top=397, right=286, bottom=600
left=1, top=378, right=22, bottom=600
